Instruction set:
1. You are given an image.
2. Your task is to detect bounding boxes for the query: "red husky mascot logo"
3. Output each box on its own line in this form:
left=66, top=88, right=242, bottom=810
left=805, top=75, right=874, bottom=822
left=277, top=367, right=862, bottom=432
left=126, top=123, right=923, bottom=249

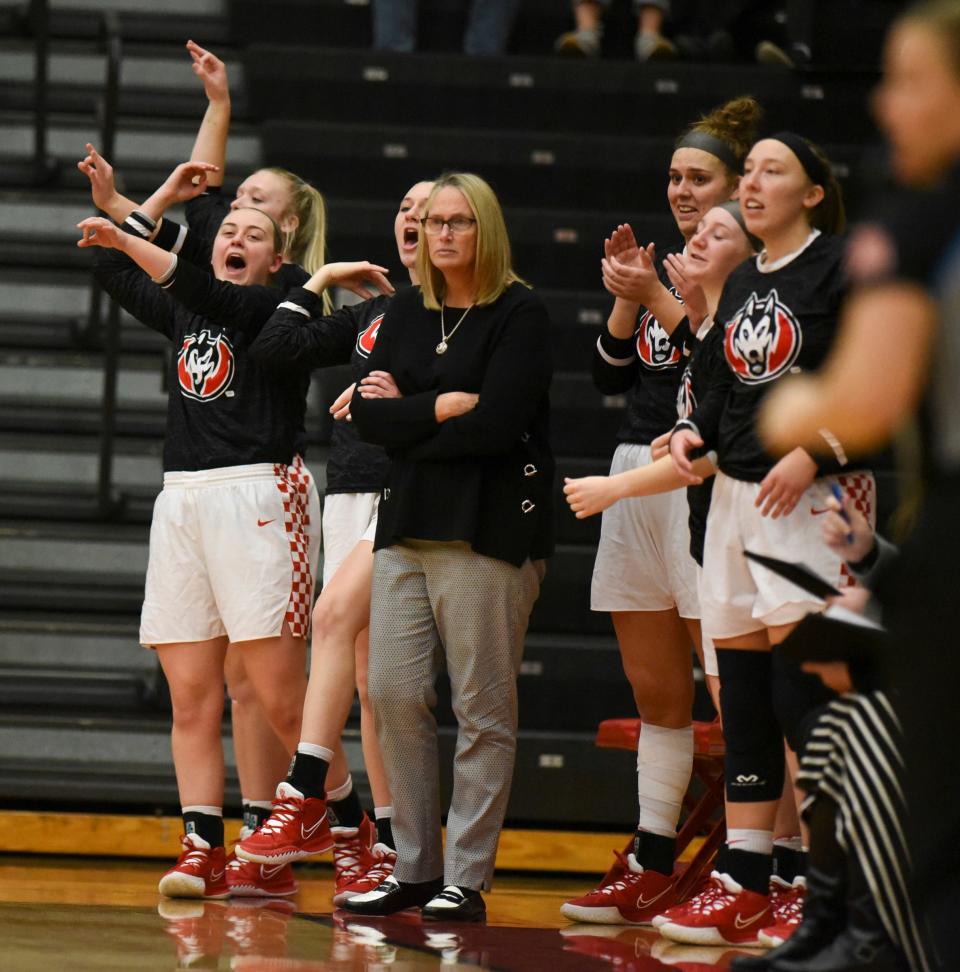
left=636, top=310, right=681, bottom=370
left=357, top=313, right=385, bottom=358
left=725, top=289, right=802, bottom=384
left=177, top=330, right=235, bottom=401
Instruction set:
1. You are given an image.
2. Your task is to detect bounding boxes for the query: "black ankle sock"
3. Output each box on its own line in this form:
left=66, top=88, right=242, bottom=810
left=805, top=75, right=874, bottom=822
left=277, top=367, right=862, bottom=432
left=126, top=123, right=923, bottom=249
left=328, top=786, right=364, bottom=828
left=242, top=803, right=272, bottom=833
left=288, top=751, right=329, bottom=800
left=183, top=810, right=223, bottom=848
left=375, top=816, right=395, bottom=850
left=719, top=846, right=771, bottom=895
left=634, top=830, right=675, bottom=875
left=773, top=843, right=806, bottom=883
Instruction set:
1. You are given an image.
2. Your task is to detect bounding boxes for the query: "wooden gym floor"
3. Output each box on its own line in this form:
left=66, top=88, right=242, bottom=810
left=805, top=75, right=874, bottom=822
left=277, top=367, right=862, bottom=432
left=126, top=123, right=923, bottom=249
left=0, top=812, right=760, bottom=971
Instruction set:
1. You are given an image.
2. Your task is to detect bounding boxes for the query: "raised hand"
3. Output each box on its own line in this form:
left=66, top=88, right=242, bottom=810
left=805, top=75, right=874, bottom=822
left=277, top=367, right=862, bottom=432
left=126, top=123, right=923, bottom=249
left=602, top=240, right=659, bottom=304
left=310, top=262, right=395, bottom=300
left=76, top=216, right=125, bottom=250
left=604, top=224, right=641, bottom=264
left=158, top=161, right=221, bottom=205
left=664, top=252, right=708, bottom=327
left=186, top=39, right=229, bottom=103
left=77, top=143, right=119, bottom=213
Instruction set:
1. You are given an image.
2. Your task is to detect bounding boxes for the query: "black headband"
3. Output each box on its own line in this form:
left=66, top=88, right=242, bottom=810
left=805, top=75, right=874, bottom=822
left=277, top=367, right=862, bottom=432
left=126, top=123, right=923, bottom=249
left=675, top=130, right=742, bottom=174
left=717, top=201, right=763, bottom=252
left=767, top=131, right=830, bottom=186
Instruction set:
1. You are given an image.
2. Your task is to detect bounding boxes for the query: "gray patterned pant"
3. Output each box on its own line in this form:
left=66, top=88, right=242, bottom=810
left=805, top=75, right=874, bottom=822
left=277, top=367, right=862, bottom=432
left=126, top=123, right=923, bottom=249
left=368, top=540, right=544, bottom=891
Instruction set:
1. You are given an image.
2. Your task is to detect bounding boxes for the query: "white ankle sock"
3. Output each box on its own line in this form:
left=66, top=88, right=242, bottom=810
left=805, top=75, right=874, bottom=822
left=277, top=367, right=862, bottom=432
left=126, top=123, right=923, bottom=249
left=727, top=828, right=775, bottom=855
left=297, top=741, right=334, bottom=762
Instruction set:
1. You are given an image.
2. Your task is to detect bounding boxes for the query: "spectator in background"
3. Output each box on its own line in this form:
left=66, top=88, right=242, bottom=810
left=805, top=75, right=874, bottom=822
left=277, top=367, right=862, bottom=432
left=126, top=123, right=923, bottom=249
left=373, top=0, right=520, bottom=56
left=555, top=0, right=676, bottom=61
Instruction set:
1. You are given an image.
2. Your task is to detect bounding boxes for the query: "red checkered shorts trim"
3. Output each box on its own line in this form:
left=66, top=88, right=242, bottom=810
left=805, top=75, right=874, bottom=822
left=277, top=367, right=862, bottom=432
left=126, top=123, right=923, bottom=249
left=274, top=455, right=314, bottom=638
left=837, top=471, right=876, bottom=588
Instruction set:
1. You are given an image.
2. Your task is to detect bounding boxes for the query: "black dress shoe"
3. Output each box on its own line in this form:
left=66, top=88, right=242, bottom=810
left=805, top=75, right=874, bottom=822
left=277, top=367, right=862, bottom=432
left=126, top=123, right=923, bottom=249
left=422, top=886, right=487, bottom=922
left=341, top=876, right=443, bottom=916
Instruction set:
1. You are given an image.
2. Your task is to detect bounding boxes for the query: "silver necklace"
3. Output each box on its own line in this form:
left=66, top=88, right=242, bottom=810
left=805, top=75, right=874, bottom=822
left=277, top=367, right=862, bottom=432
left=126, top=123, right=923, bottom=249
left=436, top=303, right=473, bottom=355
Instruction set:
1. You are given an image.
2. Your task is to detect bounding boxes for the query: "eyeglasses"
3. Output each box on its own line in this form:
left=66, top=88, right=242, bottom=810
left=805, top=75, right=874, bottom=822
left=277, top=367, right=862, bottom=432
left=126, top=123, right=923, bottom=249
left=420, top=216, right=477, bottom=235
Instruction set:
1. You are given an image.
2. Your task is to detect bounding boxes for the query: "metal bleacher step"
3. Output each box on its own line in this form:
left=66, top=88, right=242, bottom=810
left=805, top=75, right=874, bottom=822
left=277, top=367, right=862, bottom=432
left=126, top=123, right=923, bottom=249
left=0, top=40, right=246, bottom=120
left=0, top=111, right=260, bottom=178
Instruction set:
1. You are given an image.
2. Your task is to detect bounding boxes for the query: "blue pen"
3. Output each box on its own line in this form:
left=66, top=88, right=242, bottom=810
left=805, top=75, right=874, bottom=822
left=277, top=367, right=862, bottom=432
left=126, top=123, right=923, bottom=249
left=830, top=482, right=854, bottom=544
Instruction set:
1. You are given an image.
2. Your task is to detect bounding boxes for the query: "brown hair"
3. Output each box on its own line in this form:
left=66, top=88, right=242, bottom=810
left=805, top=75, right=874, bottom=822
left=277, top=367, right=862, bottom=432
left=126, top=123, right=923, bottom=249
left=680, top=95, right=763, bottom=176
left=416, top=172, right=529, bottom=311
left=804, top=139, right=847, bottom=235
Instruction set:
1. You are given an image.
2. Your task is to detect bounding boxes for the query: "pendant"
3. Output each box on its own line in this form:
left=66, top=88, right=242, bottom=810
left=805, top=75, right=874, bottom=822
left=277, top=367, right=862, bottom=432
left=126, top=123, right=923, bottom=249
left=435, top=341, right=448, bottom=355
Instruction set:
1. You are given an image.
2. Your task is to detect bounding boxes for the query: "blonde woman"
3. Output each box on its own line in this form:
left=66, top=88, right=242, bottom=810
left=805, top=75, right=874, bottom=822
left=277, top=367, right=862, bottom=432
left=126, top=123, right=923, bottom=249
left=340, top=173, right=554, bottom=921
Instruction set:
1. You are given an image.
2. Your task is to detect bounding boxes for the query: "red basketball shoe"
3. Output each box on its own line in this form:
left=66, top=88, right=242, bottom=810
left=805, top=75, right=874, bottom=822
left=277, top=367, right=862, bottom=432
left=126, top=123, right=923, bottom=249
left=758, top=875, right=805, bottom=947
left=226, top=851, right=298, bottom=897
left=332, top=814, right=398, bottom=906
left=657, top=871, right=771, bottom=946
left=158, top=833, right=230, bottom=899
left=561, top=852, right=679, bottom=925
left=236, top=782, right=334, bottom=864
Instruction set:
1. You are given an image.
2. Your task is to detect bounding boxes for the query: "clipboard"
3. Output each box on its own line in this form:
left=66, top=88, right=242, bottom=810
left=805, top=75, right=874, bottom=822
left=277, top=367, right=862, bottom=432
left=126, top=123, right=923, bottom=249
left=779, top=605, right=885, bottom=665
left=744, top=550, right=841, bottom=600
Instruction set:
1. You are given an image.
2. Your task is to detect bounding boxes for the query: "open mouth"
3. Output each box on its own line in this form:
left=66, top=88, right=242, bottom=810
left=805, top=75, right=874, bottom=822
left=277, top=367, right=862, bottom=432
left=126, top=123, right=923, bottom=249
left=226, top=253, right=247, bottom=271
left=403, top=227, right=418, bottom=246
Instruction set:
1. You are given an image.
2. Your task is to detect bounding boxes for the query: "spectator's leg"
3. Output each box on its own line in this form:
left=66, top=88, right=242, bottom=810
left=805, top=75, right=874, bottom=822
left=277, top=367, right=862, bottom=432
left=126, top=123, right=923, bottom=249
left=372, top=0, right=418, bottom=53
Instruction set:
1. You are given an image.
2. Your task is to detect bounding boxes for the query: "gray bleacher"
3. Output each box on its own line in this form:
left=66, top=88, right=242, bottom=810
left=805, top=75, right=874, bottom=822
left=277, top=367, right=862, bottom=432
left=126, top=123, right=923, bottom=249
left=0, top=0, right=896, bottom=826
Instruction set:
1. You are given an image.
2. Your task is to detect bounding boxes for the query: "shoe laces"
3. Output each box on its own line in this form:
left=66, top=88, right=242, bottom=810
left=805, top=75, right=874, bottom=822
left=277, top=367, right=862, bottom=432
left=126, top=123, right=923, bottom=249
left=772, top=884, right=805, bottom=924
left=334, top=834, right=370, bottom=884
left=364, top=846, right=397, bottom=882
left=682, top=875, right=737, bottom=916
left=589, top=851, right=644, bottom=898
left=257, top=794, right=303, bottom=837
left=176, top=834, right=211, bottom=872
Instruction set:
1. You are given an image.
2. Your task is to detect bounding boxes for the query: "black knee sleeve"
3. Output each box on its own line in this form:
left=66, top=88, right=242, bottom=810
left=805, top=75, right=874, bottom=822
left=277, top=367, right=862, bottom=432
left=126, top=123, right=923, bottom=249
left=716, top=648, right=784, bottom=802
left=771, top=648, right=835, bottom=756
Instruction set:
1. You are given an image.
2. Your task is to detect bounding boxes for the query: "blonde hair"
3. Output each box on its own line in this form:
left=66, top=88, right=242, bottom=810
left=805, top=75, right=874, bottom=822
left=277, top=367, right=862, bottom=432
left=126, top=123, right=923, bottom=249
left=264, top=167, right=331, bottom=312
left=416, top=172, right=528, bottom=311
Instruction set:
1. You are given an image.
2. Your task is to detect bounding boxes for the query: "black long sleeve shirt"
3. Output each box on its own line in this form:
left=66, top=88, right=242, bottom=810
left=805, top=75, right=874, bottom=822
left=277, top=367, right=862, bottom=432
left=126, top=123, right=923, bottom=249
left=350, top=283, right=554, bottom=566
left=94, top=247, right=309, bottom=472
left=249, top=286, right=392, bottom=493
left=697, top=233, right=850, bottom=482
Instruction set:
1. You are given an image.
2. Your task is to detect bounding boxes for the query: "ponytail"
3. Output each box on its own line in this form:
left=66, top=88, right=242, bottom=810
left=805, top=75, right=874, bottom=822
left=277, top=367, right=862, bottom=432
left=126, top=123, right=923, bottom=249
left=266, top=167, right=332, bottom=313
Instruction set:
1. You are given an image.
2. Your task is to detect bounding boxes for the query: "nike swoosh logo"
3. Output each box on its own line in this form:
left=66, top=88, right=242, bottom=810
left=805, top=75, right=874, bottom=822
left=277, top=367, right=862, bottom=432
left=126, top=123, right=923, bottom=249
left=209, top=869, right=225, bottom=883
left=301, top=814, right=327, bottom=840
left=809, top=508, right=830, bottom=516
left=261, top=864, right=286, bottom=879
left=734, top=910, right=768, bottom=929
left=257, top=518, right=275, bottom=527
left=636, top=885, right=671, bottom=909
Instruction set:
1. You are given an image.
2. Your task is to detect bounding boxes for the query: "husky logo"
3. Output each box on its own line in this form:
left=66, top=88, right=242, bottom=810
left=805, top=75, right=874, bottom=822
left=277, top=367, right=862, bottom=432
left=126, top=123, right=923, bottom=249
left=357, top=313, right=385, bottom=358
left=177, top=330, right=235, bottom=401
left=676, top=362, right=696, bottom=419
left=636, top=310, right=681, bottom=370
left=725, top=289, right=802, bottom=384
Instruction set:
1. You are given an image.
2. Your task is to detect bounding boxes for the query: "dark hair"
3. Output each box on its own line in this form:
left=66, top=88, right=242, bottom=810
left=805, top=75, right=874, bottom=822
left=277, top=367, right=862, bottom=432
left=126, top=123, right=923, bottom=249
left=677, top=96, right=763, bottom=175
left=901, top=0, right=960, bottom=78
left=804, top=139, right=846, bottom=235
